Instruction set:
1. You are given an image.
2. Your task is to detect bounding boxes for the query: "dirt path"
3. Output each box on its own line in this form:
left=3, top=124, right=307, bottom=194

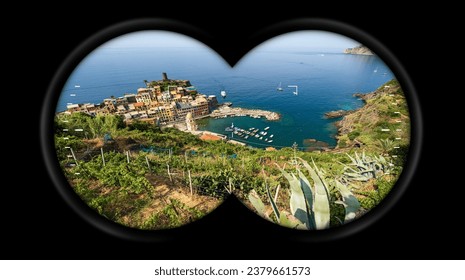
left=138, top=174, right=221, bottom=221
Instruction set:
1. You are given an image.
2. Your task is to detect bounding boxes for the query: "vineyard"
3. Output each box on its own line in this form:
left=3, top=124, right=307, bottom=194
left=54, top=80, right=409, bottom=230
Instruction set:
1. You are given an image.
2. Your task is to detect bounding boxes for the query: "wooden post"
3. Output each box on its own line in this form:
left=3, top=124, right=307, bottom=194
left=188, top=169, right=193, bottom=196
left=126, top=151, right=130, bottom=163
left=100, top=147, right=105, bottom=166
left=167, top=164, right=172, bottom=182
left=184, top=151, right=188, bottom=163
left=145, top=156, right=150, bottom=171
left=69, top=148, right=78, bottom=166
left=274, top=184, right=280, bottom=202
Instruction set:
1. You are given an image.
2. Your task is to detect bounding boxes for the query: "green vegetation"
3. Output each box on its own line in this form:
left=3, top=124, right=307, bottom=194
left=336, top=80, right=410, bottom=154
left=55, top=79, right=409, bottom=230
left=249, top=157, right=366, bottom=230
left=140, top=199, right=205, bottom=230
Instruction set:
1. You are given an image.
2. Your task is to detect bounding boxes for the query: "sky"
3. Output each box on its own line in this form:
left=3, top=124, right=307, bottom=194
left=101, top=30, right=359, bottom=52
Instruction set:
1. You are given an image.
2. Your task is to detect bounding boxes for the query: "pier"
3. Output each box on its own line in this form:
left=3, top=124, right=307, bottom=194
left=210, top=105, right=280, bottom=121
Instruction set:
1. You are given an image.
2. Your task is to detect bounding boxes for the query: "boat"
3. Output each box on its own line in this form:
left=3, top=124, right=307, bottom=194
left=244, top=135, right=249, bottom=139
left=74, top=85, right=80, bottom=88
left=225, top=123, right=235, bottom=132
left=277, top=82, right=283, bottom=91
left=374, top=67, right=378, bottom=73
left=254, top=134, right=259, bottom=138
left=259, top=136, right=263, bottom=140
left=221, top=90, right=227, bottom=98
left=264, top=127, right=270, bottom=130
left=268, top=140, right=273, bottom=143
left=270, top=134, right=274, bottom=138
left=265, top=138, right=268, bottom=142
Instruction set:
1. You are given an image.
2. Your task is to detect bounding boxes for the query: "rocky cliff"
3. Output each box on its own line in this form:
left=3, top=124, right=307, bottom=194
left=344, top=45, right=373, bottom=55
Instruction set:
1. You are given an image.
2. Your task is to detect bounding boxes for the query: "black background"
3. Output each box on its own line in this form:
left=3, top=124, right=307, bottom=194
left=4, top=7, right=462, bottom=259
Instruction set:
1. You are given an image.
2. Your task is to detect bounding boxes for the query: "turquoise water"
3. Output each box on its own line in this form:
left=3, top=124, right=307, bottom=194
left=58, top=46, right=394, bottom=149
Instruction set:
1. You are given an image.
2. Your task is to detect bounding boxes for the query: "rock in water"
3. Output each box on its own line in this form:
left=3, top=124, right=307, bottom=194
left=344, top=45, right=373, bottom=55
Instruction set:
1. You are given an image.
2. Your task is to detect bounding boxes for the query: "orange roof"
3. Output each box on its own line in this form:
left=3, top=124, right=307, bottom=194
left=134, top=102, right=144, bottom=107
left=200, top=133, right=222, bottom=141
left=265, top=147, right=277, bottom=151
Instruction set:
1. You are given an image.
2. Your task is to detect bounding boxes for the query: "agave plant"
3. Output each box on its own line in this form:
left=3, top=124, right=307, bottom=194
left=342, top=152, right=393, bottom=182
left=248, top=158, right=360, bottom=230
left=377, top=138, right=395, bottom=154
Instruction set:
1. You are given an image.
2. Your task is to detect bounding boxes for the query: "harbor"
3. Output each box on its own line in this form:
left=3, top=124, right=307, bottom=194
left=227, top=124, right=274, bottom=144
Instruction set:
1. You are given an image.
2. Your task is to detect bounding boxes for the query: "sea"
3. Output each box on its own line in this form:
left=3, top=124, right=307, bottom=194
left=58, top=46, right=395, bottom=149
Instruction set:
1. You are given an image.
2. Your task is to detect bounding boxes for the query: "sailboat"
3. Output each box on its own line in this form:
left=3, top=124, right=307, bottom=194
left=277, top=82, right=283, bottom=91
left=225, top=122, right=234, bottom=132
left=220, top=90, right=227, bottom=98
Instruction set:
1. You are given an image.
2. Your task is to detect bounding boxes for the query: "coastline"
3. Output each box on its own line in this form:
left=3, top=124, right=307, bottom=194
left=331, top=79, right=409, bottom=150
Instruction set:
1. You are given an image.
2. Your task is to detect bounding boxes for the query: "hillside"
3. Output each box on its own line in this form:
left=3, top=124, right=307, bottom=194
left=335, top=79, right=410, bottom=160
left=54, top=79, right=410, bottom=230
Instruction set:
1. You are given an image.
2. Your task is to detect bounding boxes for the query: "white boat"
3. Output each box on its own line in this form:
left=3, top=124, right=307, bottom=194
left=225, top=123, right=235, bottom=131
left=270, top=134, right=274, bottom=138
left=268, top=140, right=273, bottom=143
left=264, top=127, right=270, bottom=130
left=374, top=67, right=378, bottom=73
left=74, top=85, right=80, bottom=88
left=265, top=138, right=268, bottom=142
left=277, top=82, right=283, bottom=91
left=259, top=137, right=263, bottom=140
left=254, top=134, right=259, bottom=138
left=221, top=90, right=227, bottom=98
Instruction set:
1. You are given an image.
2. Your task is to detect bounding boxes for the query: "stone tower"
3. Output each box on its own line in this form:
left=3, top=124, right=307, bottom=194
left=185, top=112, right=197, bottom=131
left=162, top=72, right=168, bottom=81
